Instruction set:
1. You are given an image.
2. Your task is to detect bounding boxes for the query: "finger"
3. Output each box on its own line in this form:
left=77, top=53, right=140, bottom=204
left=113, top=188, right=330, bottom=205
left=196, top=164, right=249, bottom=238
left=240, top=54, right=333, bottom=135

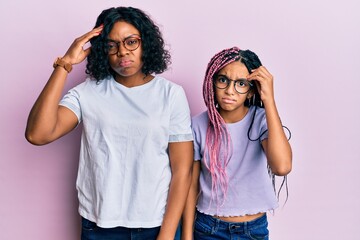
left=247, top=69, right=257, bottom=79
left=249, top=68, right=273, bottom=85
left=77, top=31, right=101, bottom=46
left=257, top=66, right=272, bottom=79
left=75, top=25, right=104, bottom=47
left=64, top=27, right=102, bottom=64
left=248, top=69, right=262, bottom=81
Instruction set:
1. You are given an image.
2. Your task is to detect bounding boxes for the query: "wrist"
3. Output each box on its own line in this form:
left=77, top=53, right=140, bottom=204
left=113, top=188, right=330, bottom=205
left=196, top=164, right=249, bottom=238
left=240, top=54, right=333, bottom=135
left=262, top=97, right=276, bottom=108
left=53, top=57, right=72, bottom=73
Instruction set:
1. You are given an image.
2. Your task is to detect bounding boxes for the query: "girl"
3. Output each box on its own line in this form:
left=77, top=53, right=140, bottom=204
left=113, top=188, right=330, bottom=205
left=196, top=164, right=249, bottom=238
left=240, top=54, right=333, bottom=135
left=25, top=7, right=193, bottom=240
left=182, top=47, right=292, bottom=240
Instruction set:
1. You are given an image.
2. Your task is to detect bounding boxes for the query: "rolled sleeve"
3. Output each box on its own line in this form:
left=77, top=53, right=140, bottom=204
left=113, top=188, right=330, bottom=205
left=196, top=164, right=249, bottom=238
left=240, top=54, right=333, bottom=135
left=59, top=87, right=82, bottom=123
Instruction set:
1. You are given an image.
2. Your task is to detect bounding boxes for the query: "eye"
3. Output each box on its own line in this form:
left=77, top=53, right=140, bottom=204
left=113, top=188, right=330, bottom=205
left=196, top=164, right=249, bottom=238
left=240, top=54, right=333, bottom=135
left=235, top=80, right=248, bottom=88
left=125, top=38, right=139, bottom=46
left=107, top=41, right=117, bottom=49
left=217, top=76, right=229, bottom=84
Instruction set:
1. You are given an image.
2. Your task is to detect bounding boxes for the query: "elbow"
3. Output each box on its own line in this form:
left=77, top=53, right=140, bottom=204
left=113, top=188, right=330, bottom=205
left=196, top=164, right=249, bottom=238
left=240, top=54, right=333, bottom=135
left=271, top=162, right=292, bottom=176
left=25, top=130, right=51, bottom=146
left=267, top=148, right=293, bottom=176
left=172, top=166, right=192, bottom=183
left=183, top=168, right=193, bottom=188
left=272, top=167, right=292, bottom=176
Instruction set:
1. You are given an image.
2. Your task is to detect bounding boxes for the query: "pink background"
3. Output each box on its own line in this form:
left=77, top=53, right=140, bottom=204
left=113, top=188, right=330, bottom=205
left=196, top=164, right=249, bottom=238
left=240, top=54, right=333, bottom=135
left=1, top=0, right=359, bottom=239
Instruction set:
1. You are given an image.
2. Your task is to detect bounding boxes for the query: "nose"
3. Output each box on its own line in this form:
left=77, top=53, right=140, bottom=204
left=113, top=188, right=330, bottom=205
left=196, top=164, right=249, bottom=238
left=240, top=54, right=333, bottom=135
left=116, top=43, right=129, bottom=57
left=225, top=81, right=236, bottom=95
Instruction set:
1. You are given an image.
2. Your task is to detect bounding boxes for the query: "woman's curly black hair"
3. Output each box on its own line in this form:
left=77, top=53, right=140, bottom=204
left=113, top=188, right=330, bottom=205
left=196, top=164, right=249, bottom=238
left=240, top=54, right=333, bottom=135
left=86, top=7, right=171, bottom=80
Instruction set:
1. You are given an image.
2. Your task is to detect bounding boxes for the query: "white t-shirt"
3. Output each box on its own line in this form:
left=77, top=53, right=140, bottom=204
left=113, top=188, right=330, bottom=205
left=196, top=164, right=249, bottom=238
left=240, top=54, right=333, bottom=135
left=59, top=76, right=193, bottom=228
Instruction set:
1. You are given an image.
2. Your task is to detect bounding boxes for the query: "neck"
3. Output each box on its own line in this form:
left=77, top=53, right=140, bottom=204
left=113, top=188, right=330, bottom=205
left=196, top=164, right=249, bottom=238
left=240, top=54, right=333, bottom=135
left=115, top=74, right=154, bottom=88
left=219, top=106, right=249, bottom=123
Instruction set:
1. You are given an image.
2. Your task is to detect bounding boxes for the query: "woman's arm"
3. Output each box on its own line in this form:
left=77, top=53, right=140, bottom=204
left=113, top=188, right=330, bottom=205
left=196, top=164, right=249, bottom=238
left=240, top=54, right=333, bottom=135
left=25, top=69, right=78, bottom=145
left=25, top=25, right=103, bottom=145
left=157, top=141, right=194, bottom=240
left=181, top=161, right=200, bottom=240
left=248, top=66, right=292, bottom=176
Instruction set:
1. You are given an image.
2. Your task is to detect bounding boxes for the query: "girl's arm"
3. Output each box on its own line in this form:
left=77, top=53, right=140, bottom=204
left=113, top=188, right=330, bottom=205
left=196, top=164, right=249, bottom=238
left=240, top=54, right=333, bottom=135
left=248, top=66, right=292, bottom=176
left=261, top=104, right=292, bottom=176
left=181, top=161, right=200, bottom=240
left=157, top=141, right=194, bottom=240
left=25, top=26, right=103, bottom=145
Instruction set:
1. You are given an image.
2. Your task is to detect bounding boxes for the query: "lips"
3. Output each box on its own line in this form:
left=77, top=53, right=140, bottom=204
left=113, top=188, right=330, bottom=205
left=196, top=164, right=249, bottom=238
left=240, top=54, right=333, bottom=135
left=118, top=59, right=132, bottom=67
left=222, top=97, right=236, bottom=104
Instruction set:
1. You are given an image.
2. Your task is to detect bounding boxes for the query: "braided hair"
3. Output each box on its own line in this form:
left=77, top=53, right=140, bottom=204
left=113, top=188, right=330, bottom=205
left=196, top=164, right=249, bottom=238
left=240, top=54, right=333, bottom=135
left=202, top=47, right=263, bottom=206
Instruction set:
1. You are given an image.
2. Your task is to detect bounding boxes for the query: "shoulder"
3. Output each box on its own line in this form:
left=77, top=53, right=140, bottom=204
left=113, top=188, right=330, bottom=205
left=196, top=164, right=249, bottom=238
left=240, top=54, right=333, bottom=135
left=153, top=76, right=189, bottom=105
left=246, top=106, right=268, bottom=134
left=249, top=106, right=266, bottom=120
left=69, top=76, right=111, bottom=91
left=192, top=111, right=208, bottom=122
left=192, top=111, right=208, bottom=128
left=153, top=76, right=184, bottom=92
left=191, top=111, right=208, bottom=142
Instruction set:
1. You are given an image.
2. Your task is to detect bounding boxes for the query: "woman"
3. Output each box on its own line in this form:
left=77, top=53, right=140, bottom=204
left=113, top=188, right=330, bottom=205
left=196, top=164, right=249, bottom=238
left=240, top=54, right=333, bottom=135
left=26, top=6, right=193, bottom=240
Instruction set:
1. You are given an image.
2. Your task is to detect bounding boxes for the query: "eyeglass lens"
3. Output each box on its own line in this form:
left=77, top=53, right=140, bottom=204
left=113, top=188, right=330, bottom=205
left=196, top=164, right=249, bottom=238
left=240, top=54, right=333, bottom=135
left=214, top=75, right=252, bottom=94
left=107, top=36, right=141, bottom=54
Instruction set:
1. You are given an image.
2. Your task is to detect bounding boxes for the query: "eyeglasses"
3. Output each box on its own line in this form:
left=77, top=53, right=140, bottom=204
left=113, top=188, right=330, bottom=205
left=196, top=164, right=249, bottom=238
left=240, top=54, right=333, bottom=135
left=106, top=35, right=141, bottom=55
left=214, top=74, right=253, bottom=94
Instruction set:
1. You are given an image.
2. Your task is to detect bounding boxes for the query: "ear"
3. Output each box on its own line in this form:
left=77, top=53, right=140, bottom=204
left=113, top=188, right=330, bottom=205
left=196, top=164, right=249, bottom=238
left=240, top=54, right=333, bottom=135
left=247, top=89, right=255, bottom=99
left=245, top=90, right=254, bottom=107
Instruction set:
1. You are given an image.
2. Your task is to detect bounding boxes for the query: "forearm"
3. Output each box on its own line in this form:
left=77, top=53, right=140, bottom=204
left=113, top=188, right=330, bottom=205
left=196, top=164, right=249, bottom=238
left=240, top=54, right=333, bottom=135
left=263, top=100, right=292, bottom=175
left=25, top=67, right=68, bottom=144
left=157, top=169, right=192, bottom=240
left=181, top=195, right=197, bottom=240
left=181, top=161, right=200, bottom=240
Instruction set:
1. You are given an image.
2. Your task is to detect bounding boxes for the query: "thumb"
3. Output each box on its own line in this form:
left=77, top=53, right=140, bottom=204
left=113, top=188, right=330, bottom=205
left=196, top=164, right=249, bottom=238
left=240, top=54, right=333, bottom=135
left=83, top=46, right=91, bottom=57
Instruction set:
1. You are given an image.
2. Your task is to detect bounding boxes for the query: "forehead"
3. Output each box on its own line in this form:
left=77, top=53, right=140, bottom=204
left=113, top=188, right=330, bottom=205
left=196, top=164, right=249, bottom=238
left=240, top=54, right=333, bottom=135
left=218, top=61, right=249, bottom=77
left=108, top=21, right=140, bottom=39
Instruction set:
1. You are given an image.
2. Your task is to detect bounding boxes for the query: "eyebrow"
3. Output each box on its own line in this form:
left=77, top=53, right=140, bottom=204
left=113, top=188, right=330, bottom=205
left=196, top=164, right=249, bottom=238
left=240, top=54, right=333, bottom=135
left=217, top=74, right=247, bottom=81
left=107, top=34, right=141, bottom=42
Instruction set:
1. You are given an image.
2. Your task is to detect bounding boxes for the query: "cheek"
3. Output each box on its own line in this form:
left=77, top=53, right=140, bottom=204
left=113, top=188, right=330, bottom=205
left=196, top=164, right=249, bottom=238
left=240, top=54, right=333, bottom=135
left=214, top=88, right=222, bottom=101
left=135, top=52, right=144, bottom=67
left=108, top=56, right=117, bottom=69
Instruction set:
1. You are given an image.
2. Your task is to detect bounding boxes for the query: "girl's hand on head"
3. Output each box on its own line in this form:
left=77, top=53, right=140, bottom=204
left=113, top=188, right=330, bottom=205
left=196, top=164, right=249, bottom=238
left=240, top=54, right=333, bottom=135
left=247, top=66, right=275, bottom=105
left=61, top=25, right=104, bottom=65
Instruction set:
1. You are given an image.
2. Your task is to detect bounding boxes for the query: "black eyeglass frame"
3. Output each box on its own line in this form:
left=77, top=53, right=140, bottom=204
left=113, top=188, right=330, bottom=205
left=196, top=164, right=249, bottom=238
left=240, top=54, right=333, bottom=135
left=213, top=74, right=254, bottom=94
left=106, top=34, right=142, bottom=55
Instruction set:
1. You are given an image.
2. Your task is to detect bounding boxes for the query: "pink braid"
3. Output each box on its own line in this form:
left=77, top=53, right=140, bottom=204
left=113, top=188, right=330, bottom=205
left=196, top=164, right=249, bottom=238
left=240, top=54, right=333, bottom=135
left=202, top=46, right=242, bottom=207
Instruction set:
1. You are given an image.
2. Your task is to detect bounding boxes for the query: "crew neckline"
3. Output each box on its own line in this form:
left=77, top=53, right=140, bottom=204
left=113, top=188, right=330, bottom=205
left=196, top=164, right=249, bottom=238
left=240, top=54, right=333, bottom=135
left=112, top=75, right=157, bottom=90
left=225, top=106, right=253, bottom=126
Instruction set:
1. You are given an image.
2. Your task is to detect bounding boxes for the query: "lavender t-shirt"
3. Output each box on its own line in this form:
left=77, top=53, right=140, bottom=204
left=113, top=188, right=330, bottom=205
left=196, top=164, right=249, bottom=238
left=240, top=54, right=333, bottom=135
left=192, top=106, right=278, bottom=217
